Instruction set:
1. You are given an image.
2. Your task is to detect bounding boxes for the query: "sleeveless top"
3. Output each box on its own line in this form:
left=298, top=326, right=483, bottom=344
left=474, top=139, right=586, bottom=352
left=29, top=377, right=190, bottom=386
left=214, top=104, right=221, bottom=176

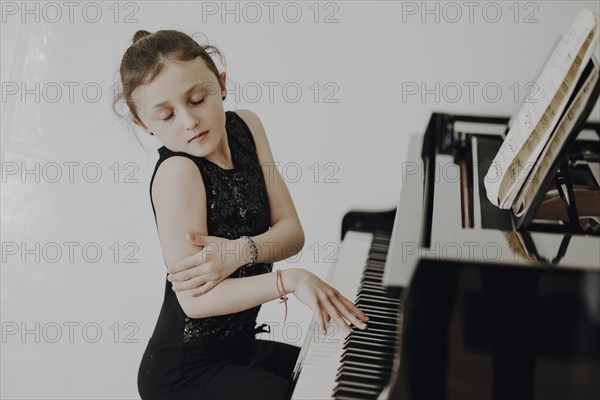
left=147, top=110, right=273, bottom=345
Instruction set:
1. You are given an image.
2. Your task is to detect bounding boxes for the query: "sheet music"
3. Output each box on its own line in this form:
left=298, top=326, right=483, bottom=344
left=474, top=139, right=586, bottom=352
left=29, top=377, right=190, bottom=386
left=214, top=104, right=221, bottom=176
left=512, top=55, right=599, bottom=216
left=485, top=9, right=598, bottom=208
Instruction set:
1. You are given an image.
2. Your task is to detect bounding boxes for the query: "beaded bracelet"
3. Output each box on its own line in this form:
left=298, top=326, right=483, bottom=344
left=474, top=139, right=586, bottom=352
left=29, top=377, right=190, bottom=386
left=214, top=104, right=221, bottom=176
left=276, top=270, right=289, bottom=324
left=240, top=235, right=258, bottom=266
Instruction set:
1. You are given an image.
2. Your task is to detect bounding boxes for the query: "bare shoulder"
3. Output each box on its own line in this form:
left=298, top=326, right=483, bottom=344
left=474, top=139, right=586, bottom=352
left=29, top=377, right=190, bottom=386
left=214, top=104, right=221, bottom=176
left=234, top=109, right=270, bottom=149
left=152, top=155, right=206, bottom=202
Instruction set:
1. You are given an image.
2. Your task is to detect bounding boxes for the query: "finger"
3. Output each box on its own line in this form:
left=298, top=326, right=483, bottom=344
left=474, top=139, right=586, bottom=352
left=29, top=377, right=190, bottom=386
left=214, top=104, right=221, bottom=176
left=169, top=253, right=200, bottom=274
left=322, top=300, right=351, bottom=335
left=322, top=311, right=331, bottom=323
left=169, top=249, right=210, bottom=276
left=169, top=263, right=209, bottom=282
left=315, top=306, right=327, bottom=336
left=172, top=275, right=209, bottom=292
left=332, top=295, right=368, bottom=331
left=338, top=294, right=370, bottom=322
left=191, top=281, right=218, bottom=297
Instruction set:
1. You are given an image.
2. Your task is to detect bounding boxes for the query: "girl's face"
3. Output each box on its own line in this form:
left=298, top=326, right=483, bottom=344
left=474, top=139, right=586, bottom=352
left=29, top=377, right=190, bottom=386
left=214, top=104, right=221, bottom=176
left=132, top=57, right=227, bottom=158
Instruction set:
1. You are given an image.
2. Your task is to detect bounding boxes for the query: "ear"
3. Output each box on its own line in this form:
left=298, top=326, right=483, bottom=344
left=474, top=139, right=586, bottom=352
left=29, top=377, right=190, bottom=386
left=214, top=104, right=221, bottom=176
left=133, top=117, right=149, bottom=134
left=219, top=71, right=227, bottom=97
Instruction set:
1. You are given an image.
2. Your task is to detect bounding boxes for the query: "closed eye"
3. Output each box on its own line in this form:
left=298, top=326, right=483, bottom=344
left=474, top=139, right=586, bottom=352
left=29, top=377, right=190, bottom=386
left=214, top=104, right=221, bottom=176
left=162, top=97, right=206, bottom=121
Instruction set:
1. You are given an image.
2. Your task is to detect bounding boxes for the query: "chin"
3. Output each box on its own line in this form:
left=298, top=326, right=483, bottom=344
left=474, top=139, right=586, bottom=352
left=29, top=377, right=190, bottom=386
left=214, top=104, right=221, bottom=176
left=184, top=142, right=214, bottom=158
left=180, top=147, right=205, bottom=158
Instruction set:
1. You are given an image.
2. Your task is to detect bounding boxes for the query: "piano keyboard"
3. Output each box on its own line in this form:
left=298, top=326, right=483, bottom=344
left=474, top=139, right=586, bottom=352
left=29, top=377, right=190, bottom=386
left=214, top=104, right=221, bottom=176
left=291, top=231, right=402, bottom=400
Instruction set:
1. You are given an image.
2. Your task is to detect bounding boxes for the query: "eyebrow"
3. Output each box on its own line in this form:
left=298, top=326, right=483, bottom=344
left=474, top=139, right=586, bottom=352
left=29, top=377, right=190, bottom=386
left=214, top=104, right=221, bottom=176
left=150, top=82, right=211, bottom=111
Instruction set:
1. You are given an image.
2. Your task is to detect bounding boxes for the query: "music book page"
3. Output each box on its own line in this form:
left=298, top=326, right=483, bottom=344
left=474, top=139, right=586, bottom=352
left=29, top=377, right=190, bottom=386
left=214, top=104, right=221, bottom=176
left=512, top=55, right=599, bottom=216
left=484, top=9, right=599, bottom=209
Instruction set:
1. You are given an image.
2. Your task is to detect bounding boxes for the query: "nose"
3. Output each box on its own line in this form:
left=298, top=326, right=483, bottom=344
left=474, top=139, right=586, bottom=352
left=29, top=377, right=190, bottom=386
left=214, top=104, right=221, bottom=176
left=181, top=106, right=199, bottom=131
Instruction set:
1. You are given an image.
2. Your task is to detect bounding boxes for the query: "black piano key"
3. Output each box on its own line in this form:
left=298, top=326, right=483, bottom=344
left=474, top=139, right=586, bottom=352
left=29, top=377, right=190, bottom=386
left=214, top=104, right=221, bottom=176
left=359, top=281, right=388, bottom=290
left=337, top=366, right=391, bottom=382
left=334, top=379, right=384, bottom=392
left=335, top=370, right=389, bottom=385
left=356, top=290, right=393, bottom=298
left=334, top=387, right=381, bottom=400
left=357, top=305, right=399, bottom=318
left=334, top=381, right=387, bottom=395
left=360, top=288, right=390, bottom=297
left=356, top=294, right=398, bottom=304
left=346, top=334, right=397, bottom=345
left=361, top=272, right=384, bottom=280
left=341, top=347, right=395, bottom=360
left=364, top=314, right=400, bottom=324
left=356, top=306, right=398, bottom=319
left=336, top=373, right=391, bottom=389
left=343, top=359, right=390, bottom=373
left=343, top=341, right=397, bottom=355
left=356, top=297, right=399, bottom=308
left=346, top=332, right=397, bottom=344
left=347, top=326, right=397, bottom=339
left=337, top=363, right=391, bottom=377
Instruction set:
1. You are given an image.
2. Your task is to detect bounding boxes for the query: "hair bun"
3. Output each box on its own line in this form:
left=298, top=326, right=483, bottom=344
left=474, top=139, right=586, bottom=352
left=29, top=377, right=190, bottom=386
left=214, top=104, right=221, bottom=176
left=133, top=30, right=152, bottom=44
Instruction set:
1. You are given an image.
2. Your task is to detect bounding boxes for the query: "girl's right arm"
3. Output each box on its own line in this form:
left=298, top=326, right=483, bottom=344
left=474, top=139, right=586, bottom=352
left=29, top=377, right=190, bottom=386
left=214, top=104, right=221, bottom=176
left=181, top=267, right=369, bottom=335
left=151, top=155, right=369, bottom=335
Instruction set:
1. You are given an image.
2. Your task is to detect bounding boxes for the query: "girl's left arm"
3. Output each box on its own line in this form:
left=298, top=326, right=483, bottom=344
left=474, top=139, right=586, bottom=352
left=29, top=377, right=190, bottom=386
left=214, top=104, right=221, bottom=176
left=234, top=108, right=306, bottom=263
left=169, top=109, right=305, bottom=294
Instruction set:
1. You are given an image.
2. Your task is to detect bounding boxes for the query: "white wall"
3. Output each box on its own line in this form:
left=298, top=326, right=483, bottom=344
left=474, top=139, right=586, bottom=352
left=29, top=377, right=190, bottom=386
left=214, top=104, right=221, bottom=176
left=2, top=1, right=599, bottom=398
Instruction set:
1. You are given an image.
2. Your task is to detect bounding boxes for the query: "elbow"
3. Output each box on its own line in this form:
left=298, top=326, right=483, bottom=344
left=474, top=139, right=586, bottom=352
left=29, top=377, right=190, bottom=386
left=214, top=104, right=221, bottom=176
left=183, top=304, right=210, bottom=319
left=181, top=302, right=200, bottom=319
left=178, top=294, right=210, bottom=319
left=294, top=221, right=305, bottom=255
left=298, top=226, right=305, bottom=251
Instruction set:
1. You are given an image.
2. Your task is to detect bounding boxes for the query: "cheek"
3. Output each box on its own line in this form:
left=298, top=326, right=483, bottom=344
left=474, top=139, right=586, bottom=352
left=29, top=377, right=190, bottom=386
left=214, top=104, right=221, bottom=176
left=155, top=132, right=180, bottom=150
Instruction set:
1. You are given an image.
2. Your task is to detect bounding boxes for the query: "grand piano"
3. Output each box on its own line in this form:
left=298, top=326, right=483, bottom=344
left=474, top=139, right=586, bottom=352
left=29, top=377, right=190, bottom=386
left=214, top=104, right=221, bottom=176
left=289, top=112, right=600, bottom=400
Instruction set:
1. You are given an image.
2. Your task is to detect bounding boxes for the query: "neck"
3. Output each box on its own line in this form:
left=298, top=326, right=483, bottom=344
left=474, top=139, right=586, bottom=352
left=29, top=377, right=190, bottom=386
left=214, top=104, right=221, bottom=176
left=205, top=130, right=233, bottom=168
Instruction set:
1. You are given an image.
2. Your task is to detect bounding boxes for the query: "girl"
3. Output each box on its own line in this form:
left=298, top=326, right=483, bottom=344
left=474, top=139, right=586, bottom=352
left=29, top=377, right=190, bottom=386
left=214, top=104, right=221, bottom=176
left=115, top=29, right=369, bottom=400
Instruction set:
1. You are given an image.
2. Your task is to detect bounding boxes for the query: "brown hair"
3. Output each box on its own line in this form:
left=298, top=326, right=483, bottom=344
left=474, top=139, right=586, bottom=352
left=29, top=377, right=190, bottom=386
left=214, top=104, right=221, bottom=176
left=113, top=29, right=226, bottom=146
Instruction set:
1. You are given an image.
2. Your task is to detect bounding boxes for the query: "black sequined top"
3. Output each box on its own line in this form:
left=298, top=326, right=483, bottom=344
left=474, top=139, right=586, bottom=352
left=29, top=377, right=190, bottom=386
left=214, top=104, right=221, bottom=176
left=146, top=110, right=273, bottom=346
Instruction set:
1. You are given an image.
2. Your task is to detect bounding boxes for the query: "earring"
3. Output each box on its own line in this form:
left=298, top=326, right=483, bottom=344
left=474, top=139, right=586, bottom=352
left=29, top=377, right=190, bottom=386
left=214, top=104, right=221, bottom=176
left=222, top=96, right=226, bottom=101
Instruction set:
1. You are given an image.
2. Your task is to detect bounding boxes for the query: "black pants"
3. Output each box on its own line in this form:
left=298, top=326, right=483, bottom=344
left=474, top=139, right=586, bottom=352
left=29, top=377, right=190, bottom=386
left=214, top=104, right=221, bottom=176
left=197, top=338, right=301, bottom=400
left=175, top=333, right=301, bottom=400
left=139, top=332, right=301, bottom=400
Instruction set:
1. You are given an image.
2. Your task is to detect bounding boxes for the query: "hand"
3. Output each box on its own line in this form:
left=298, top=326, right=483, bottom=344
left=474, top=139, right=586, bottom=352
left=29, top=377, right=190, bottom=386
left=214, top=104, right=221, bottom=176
left=168, top=234, right=247, bottom=296
left=288, top=269, right=369, bottom=335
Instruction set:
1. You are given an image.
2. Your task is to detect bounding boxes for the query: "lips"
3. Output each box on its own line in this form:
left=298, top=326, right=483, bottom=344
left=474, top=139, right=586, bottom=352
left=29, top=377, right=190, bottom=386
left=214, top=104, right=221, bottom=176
left=188, top=130, right=208, bottom=142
